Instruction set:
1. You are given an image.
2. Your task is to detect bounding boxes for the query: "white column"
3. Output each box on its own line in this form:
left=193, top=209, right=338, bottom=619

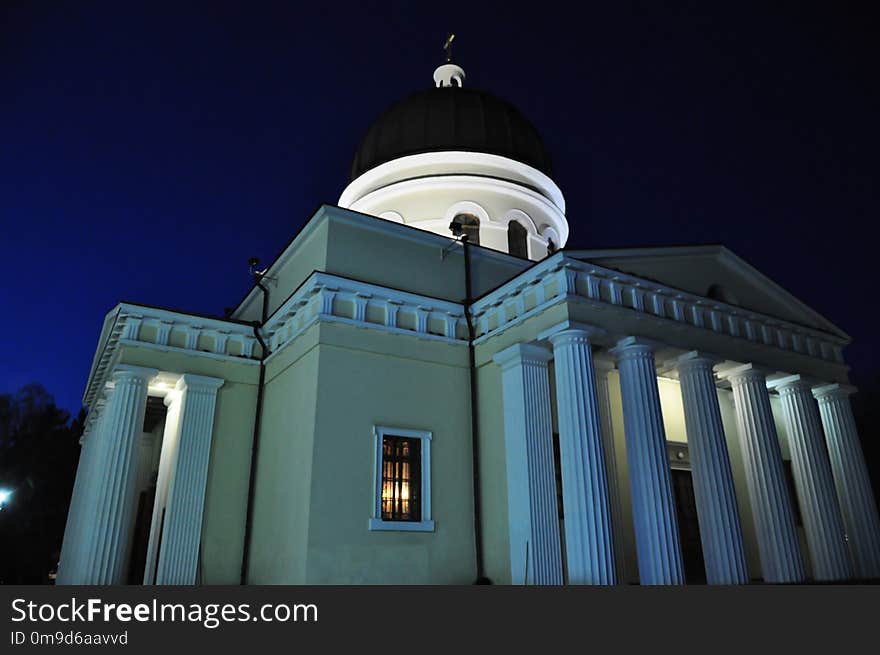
left=56, top=444, right=88, bottom=584
left=82, top=365, right=155, bottom=584
left=720, top=364, right=804, bottom=583
left=771, top=376, right=852, bottom=581
left=674, top=352, right=748, bottom=585
left=612, top=337, right=684, bottom=585
left=594, top=357, right=627, bottom=582
left=813, top=384, right=880, bottom=578
left=156, top=374, right=224, bottom=584
left=57, top=398, right=107, bottom=584
left=494, top=343, right=563, bottom=585
left=544, top=324, right=615, bottom=584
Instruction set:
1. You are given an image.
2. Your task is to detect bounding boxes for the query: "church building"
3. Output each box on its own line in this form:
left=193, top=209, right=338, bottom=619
left=57, top=55, right=880, bottom=585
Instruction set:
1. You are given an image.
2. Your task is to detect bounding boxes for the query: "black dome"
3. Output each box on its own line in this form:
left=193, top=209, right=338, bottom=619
left=350, top=86, right=553, bottom=181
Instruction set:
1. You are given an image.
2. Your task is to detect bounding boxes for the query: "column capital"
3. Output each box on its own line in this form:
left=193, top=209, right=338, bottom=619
left=176, top=373, right=225, bottom=394
left=610, top=336, right=661, bottom=360
left=493, top=342, right=552, bottom=370
left=766, top=374, right=816, bottom=394
left=538, top=320, right=606, bottom=344
left=111, top=365, right=159, bottom=384
left=662, top=350, right=723, bottom=378
left=677, top=350, right=722, bottom=367
left=716, top=362, right=772, bottom=384
left=812, top=382, right=857, bottom=401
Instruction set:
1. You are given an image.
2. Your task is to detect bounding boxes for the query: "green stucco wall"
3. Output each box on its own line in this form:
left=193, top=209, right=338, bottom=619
left=475, top=356, right=512, bottom=584
left=246, top=326, right=320, bottom=584
left=322, top=210, right=528, bottom=303
left=235, top=219, right=331, bottom=322
left=246, top=320, right=477, bottom=584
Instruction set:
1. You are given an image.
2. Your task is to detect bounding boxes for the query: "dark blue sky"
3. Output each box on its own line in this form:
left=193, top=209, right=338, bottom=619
left=1, top=1, right=877, bottom=414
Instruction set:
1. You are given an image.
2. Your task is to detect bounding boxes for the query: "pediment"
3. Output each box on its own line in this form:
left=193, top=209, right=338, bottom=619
left=566, top=245, right=848, bottom=340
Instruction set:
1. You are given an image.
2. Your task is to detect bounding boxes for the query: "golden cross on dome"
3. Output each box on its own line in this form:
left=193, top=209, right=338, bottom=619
left=443, top=33, right=455, bottom=62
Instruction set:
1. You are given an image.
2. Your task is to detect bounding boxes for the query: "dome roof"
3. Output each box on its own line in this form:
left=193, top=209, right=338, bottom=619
left=350, top=85, right=553, bottom=181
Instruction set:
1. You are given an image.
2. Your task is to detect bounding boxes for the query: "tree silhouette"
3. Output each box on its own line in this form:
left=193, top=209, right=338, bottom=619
left=0, top=385, right=84, bottom=584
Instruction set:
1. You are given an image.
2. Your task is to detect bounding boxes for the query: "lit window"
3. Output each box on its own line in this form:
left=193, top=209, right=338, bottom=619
left=381, top=435, right=421, bottom=521
left=370, top=426, right=434, bottom=532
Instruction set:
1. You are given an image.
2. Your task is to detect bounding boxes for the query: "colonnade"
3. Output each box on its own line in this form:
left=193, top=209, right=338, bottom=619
left=495, top=325, right=880, bottom=584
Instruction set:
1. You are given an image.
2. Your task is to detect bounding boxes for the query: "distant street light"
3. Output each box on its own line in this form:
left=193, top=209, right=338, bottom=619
left=0, top=488, right=12, bottom=510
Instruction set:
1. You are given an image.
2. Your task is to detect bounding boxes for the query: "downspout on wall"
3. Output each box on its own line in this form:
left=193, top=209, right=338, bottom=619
left=461, top=237, right=491, bottom=584
left=239, top=275, right=270, bottom=585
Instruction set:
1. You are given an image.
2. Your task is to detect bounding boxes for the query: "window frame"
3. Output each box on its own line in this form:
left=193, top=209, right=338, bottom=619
left=451, top=213, right=480, bottom=246
left=507, top=219, right=529, bottom=258
left=369, top=426, right=434, bottom=532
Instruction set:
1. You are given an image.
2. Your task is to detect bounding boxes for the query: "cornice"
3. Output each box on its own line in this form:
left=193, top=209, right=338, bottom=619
left=262, top=271, right=468, bottom=365
left=567, top=245, right=848, bottom=340
left=470, top=254, right=849, bottom=368
left=83, top=302, right=259, bottom=408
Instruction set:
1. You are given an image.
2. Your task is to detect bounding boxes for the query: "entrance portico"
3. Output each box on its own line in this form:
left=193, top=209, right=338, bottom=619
left=58, top=366, right=224, bottom=585
left=476, top=252, right=877, bottom=585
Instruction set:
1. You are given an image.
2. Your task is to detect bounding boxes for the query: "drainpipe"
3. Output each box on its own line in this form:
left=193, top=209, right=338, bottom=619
left=461, top=237, right=490, bottom=584
left=239, top=276, right=270, bottom=585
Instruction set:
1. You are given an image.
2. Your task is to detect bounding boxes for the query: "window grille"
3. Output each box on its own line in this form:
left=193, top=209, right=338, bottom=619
left=381, top=435, right=422, bottom=522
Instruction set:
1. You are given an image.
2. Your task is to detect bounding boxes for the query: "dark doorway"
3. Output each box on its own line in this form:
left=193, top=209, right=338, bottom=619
left=127, top=482, right=156, bottom=584
left=670, top=468, right=706, bottom=584
left=125, top=395, right=166, bottom=584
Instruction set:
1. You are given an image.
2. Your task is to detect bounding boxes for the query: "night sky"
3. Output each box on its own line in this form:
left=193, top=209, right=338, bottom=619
left=2, top=1, right=877, bottom=415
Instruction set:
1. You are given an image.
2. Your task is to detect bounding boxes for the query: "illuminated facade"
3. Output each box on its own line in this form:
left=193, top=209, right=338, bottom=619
left=57, top=60, right=880, bottom=585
